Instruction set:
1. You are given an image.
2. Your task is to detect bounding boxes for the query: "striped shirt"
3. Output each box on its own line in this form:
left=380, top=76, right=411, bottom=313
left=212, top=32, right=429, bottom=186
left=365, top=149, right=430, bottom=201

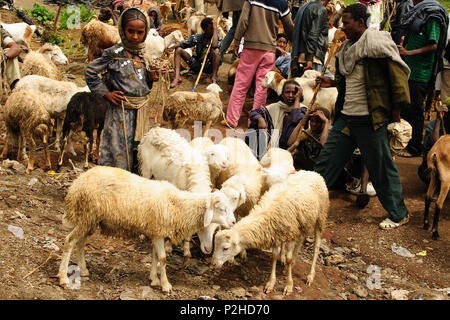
left=234, top=0, right=294, bottom=52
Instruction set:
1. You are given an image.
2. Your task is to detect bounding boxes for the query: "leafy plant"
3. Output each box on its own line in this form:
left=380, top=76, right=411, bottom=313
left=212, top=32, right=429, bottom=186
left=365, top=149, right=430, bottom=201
left=26, top=3, right=55, bottom=25
left=59, top=4, right=95, bottom=30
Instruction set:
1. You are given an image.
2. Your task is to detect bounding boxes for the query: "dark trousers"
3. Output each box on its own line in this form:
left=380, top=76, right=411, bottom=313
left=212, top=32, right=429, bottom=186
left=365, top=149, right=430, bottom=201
left=314, top=115, right=409, bottom=222
left=401, top=80, right=429, bottom=156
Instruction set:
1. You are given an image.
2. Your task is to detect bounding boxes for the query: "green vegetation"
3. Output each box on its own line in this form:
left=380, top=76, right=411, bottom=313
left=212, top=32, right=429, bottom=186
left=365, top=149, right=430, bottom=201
left=25, top=3, right=55, bottom=25
left=59, top=4, right=95, bottom=30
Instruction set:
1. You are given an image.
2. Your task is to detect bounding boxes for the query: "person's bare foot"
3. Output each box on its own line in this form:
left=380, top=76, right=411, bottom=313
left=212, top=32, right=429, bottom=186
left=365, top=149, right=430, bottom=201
left=170, top=78, right=182, bottom=88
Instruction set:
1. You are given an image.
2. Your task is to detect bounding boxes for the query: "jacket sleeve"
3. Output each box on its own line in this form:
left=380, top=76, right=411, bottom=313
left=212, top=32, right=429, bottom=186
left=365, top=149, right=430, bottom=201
left=304, top=6, right=328, bottom=61
left=84, top=49, right=113, bottom=97
left=388, top=60, right=411, bottom=110
left=233, top=1, right=250, bottom=47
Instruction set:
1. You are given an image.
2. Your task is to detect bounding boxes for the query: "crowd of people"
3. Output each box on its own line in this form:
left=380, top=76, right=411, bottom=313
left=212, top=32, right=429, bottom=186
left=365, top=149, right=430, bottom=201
left=79, top=0, right=450, bottom=232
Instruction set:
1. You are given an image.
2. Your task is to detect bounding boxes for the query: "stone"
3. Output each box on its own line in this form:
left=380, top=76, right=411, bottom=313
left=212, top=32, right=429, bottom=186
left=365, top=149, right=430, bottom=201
left=347, top=273, right=359, bottom=282
left=231, top=287, right=246, bottom=298
left=354, top=285, right=369, bottom=298
left=391, top=289, right=409, bottom=300
left=325, top=254, right=345, bottom=266
left=140, top=286, right=159, bottom=300
left=120, top=290, right=138, bottom=300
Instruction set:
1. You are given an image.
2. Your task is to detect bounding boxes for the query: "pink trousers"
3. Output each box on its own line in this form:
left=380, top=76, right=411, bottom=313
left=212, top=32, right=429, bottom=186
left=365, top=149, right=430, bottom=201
left=226, top=48, right=275, bottom=127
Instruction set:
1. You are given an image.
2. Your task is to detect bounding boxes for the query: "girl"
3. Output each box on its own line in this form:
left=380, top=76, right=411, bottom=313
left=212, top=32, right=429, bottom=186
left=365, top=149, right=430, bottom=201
left=85, top=7, right=159, bottom=172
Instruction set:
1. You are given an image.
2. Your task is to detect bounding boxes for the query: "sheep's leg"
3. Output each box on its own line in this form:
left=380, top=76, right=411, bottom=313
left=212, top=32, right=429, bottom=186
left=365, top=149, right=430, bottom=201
left=150, top=246, right=161, bottom=287
left=424, top=176, right=438, bottom=230
left=432, top=182, right=450, bottom=240
left=204, top=121, right=212, bottom=136
left=306, top=229, right=322, bottom=287
left=75, top=236, right=89, bottom=277
left=152, top=237, right=172, bottom=294
left=280, top=243, right=286, bottom=265
left=283, top=241, right=297, bottom=295
left=67, top=130, right=77, bottom=156
left=57, top=137, right=68, bottom=171
left=183, top=238, right=192, bottom=261
left=43, top=134, right=51, bottom=170
left=0, top=133, right=8, bottom=159
left=17, top=135, right=23, bottom=161
left=25, top=137, right=35, bottom=174
left=84, top=141, right=90, bottom=169
left=55, top=118, right=63, bottom=152
left=264, top=246, right=281, bottom=294
left=164, top=240, right=173, bottom=255
left=58, top=227, right=83, bottom=287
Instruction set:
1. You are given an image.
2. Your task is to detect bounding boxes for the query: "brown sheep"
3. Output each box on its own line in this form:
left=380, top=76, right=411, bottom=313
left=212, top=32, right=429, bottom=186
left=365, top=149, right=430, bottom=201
left=424, top=134, right=450, bottom=240
left=81, top=18, right=119, bottom=62
left=0, top=91, right=52, bottom=174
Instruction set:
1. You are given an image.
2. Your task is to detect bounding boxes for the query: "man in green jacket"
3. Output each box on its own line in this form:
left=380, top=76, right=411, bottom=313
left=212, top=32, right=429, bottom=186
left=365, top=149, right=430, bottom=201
left=315, top=3, right=411, bottom=230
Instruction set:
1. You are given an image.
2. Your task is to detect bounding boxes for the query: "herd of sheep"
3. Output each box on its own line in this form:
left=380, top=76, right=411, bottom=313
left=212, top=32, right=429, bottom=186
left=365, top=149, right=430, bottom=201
left=0, top=1, right=447, bottom=296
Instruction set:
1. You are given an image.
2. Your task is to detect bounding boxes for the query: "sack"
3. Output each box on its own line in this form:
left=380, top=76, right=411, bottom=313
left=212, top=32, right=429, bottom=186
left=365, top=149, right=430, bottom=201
left=387, top=119, right=413, bottom=156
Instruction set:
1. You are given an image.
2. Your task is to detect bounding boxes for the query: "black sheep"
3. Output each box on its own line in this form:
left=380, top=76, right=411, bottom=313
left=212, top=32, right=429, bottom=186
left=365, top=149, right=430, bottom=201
left=57, top=92, right=108, bottom=171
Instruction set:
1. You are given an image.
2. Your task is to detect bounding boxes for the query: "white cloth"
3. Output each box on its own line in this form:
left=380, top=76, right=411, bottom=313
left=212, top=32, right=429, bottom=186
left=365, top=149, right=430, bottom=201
left=337, top=28, right=410, bottom=78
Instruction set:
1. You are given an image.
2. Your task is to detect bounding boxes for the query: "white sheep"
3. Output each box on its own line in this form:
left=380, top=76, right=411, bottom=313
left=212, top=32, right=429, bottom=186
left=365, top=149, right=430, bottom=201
left=262, top=70, right=337, bottom=119
left=138, top=127, right=225, bottom=259
left=145, top=29, right=185, bottom=59
left=1, top=22, right=37, bottom=51
left=212, top=170, right=329, bottom=295
left=260, top=147, right=296, bottom=187
left=0, top=91, right=52, bottom=174
left=190, top=136, right=228, bottom=187
left=58, top=165, right=236, bottom=294
left=163, top=83, right=224, bottom=134
left=81, top=18, right=120, bottom=62
left=13, top=75, right=90, bottom=152
left=186, top=14, right=205, bottom=36
left=21, top=43, right=68, bottom=80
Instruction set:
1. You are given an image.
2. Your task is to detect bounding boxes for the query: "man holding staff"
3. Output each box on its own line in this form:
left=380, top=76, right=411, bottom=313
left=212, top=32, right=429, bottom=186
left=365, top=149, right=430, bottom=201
left=314, top=3, right=411, bottom=230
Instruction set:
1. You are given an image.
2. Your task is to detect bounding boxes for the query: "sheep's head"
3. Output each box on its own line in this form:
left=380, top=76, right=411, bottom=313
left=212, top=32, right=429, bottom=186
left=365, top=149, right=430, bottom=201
left=261, top=71, right=275, bottom=89
left=261, top=166, right=295, bottom=188
left=197, top=223, right=220, bottom=254
left=48, top=44, right=69, bottom=65
left=211, top=229, right=242, bottom=268
left=220, top=177, right=247, bottom=211
left=206, top=83, right=222, bottom=95
left=204, top=144, right=228, bottom=170
left=166, top=30, right=184, bottom=46
left=301, top=69, right=321, bottom=79
left=204, top=190, right=236, bottom=229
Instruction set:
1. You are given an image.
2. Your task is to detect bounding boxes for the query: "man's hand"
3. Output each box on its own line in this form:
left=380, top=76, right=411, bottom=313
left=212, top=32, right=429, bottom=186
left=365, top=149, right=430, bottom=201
left=437, top=104, right=448, bottom=121
left=397, top=44, right=408, bottom=57
left=315, top=75, right=335, bottom=88
left=257, top=117, right=268, bottom=129
left=276, top=46, right=287, bottom=56
left=304, top=60, right=313, bottom=71
left=234, top=45, right=239, bottom=58
left=104, top=91, right=126, bottom=105
left=311, top=110, right=329, bottom=124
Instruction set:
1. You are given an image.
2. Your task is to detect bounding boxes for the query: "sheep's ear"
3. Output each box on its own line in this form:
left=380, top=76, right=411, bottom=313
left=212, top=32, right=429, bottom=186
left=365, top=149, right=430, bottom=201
left=238, top=186, right=246, bottom=206
left=204, top=207, right=213, bottom=227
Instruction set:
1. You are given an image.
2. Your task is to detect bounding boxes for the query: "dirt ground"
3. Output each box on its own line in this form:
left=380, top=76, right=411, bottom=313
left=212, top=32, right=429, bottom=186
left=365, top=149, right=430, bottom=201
left=0, top=1, right=448, bottom=302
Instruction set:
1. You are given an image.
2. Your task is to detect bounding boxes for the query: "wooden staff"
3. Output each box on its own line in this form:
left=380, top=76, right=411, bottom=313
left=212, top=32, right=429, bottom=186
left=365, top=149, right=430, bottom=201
left=121, top=100, right=131, bottom=172
left=193, top=17, right=220, bottom=92
left=53, top=0, right=65, bottom=32
left=287, top=36, right=341, bottom=154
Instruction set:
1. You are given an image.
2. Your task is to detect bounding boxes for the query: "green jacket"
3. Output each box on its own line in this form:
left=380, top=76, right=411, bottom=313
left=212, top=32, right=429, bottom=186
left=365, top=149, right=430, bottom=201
left=334, top=57, right=411, bottom=130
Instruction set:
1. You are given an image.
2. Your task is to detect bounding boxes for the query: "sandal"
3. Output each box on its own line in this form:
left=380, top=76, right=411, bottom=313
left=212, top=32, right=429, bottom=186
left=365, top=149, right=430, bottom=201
left=379, top=215, right=409, bottom=230
left=169, top=78, right=182, bottom=89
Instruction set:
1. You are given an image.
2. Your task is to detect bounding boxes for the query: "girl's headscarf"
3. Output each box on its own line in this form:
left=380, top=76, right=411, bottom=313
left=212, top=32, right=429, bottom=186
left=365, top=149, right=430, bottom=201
left=147, top=7, right=162, bottom=30
left=117, top=6, right=154, bottom=70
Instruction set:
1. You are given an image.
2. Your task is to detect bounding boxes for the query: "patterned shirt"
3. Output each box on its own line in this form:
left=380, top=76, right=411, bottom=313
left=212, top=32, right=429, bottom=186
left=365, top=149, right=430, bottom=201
left=405, top=18, right=441, bottom=83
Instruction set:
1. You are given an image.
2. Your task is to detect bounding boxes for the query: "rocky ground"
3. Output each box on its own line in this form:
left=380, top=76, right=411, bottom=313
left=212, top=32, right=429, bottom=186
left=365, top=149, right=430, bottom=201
left=0, top=0, right=448, bottom=303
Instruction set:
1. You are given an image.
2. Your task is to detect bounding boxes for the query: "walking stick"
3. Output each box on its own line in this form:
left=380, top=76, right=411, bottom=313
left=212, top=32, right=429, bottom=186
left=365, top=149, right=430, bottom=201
left=121, top=100, right=131, bottom=172
left=287, top=35, right=341, bottom=154
left=192, top=17, right=220, bottom=92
